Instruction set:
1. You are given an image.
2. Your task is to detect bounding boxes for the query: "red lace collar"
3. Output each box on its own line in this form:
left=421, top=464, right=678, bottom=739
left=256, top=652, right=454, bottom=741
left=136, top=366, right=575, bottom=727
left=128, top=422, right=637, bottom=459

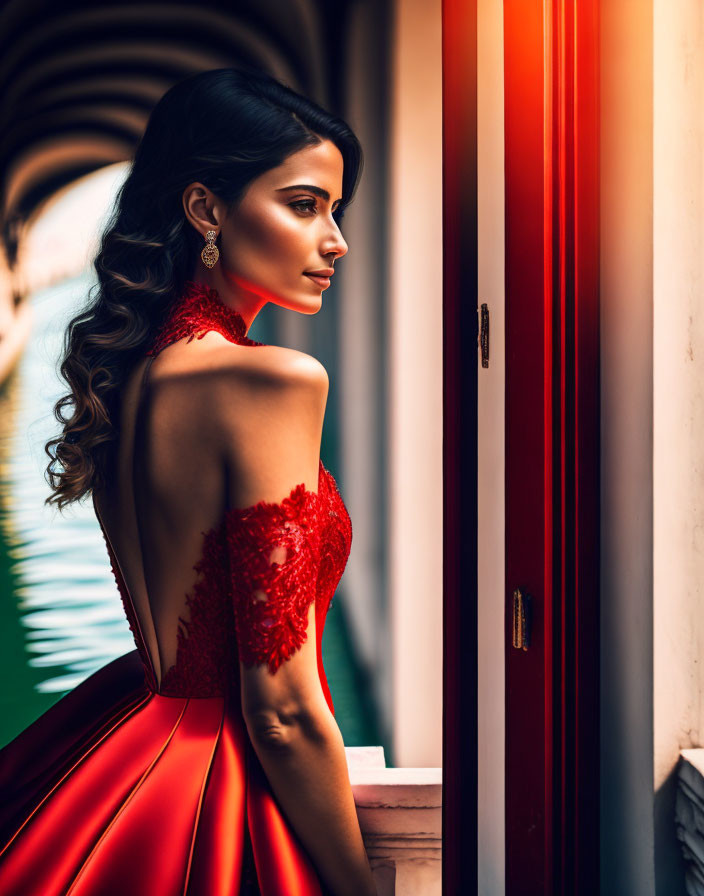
left=146, top=280, right=265, bottom=357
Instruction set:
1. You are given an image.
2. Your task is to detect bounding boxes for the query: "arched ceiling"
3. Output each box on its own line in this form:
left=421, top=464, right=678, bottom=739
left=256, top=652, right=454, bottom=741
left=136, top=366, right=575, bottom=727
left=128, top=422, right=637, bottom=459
left=0, top=0, right=356, bottom=269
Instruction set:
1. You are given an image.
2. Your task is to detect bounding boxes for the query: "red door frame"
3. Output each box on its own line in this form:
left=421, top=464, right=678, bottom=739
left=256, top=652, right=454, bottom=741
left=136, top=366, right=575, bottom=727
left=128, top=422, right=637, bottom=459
left=442, top=1, right=599, bottom=892
left=441, top=0, right=478, bottom=893
left=504, top=1, right=600, bottom=893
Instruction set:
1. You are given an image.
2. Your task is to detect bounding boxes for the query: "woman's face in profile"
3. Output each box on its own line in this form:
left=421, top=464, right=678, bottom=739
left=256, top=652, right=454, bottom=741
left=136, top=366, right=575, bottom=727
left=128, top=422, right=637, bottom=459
left=218, top=138, right=348, bottom=314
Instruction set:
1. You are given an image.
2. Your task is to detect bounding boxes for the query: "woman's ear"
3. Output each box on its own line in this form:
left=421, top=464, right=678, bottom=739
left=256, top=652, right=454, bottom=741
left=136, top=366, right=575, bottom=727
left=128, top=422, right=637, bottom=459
left=182, top=182, right=221, bottom=236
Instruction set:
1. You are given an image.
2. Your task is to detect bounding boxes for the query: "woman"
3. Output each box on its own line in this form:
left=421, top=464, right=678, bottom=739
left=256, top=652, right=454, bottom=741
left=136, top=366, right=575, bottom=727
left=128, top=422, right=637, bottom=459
left=0, top=67, right=377, bottom=896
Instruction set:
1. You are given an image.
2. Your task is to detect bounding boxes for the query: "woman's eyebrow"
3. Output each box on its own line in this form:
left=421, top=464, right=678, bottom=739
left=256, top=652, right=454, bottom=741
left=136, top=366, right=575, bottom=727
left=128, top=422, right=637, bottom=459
left=276, top=184, right=342, bottom=206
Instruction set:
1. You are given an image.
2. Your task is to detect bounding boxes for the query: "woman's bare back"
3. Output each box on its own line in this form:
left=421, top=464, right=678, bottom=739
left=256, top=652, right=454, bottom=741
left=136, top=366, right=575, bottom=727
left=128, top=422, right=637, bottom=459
left=93, top=328, right=328, bottom=692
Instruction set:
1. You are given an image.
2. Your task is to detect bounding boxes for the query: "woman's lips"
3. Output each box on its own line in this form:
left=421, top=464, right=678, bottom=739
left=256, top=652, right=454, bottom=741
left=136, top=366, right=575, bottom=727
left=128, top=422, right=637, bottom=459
left=304, top=273, right=331, bottom=288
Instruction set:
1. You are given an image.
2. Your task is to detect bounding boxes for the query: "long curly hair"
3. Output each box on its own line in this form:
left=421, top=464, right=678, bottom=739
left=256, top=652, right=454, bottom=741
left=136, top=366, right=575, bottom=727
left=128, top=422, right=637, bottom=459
left=43, top=66, right=363, bottom=512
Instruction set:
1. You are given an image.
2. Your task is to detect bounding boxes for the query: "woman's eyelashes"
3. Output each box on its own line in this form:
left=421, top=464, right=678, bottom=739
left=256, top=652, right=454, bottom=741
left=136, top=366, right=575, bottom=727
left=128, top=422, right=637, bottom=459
left=291, top=199, right=317, bottom=215
left=289, top=199, right=343, bottom=219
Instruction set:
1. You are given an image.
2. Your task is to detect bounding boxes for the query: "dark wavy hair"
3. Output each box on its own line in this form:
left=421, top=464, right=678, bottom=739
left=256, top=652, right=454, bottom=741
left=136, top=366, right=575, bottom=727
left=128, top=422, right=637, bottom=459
left=43, top=66, right=363, bottom=512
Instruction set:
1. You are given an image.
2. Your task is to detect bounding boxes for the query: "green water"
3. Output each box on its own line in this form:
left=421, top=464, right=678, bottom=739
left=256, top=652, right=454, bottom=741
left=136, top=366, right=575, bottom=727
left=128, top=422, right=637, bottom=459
left=0, top=272, right=381, bottom=751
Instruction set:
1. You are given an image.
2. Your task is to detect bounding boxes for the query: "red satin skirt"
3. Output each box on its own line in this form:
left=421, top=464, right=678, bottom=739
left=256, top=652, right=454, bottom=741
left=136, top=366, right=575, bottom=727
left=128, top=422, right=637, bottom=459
left=0, top=650, right=326, bottom=895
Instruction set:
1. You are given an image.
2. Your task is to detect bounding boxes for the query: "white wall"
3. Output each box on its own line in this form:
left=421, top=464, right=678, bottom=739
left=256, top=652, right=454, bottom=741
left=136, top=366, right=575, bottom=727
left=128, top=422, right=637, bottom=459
left=600, top=2, right=655, bottom=893
left=653, top=1, right=704, bottom=891
left=387, top=0, right=444, bottom=768
left=601, top=2, right=704, bottom=892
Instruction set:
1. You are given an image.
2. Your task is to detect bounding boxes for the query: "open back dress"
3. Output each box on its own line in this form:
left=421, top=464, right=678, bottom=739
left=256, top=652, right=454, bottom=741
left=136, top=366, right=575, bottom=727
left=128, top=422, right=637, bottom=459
left=0, top=281, right=353, bottom=896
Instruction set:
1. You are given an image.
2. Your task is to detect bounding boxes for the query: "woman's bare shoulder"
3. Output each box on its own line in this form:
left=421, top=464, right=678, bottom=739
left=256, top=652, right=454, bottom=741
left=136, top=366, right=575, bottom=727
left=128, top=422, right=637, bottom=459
left=204, top=334, right=328, bottom=502
left=139, top=332, right=326, bottom=505
left=153, top=331, right=327, bottom=444
left=222, top=339, right=328, bottom=389
left=149, top=329, right=328, bottom=393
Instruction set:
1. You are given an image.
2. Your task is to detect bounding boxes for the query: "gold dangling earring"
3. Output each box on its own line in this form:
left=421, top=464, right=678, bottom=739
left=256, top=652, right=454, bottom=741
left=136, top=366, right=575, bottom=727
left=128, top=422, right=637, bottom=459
left=201, top=230, right=219, bottom=269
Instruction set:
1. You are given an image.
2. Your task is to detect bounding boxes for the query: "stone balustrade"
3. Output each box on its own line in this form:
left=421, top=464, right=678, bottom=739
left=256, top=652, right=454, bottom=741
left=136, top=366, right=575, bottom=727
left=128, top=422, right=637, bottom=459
left=345, top=746, right=442, bottom=896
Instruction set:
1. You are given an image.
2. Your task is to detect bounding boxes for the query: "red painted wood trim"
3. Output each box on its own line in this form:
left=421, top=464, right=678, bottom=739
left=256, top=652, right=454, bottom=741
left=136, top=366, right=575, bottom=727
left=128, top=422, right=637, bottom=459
left=504, top=1, right=550, bottom=889
left=504, top=0, right=599, bottom=892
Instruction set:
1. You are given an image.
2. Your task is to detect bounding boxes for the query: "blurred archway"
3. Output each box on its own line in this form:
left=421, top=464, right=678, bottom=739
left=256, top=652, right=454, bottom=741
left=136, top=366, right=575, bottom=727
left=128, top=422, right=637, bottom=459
left=0, top=0, right=355, bottom=282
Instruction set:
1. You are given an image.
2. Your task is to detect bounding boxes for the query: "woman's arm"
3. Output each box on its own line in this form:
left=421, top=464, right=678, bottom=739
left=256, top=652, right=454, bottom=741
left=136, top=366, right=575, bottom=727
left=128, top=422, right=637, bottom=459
left=216, top=347, right=377, bottom=895
left=246, top=704, right=377, bottom=896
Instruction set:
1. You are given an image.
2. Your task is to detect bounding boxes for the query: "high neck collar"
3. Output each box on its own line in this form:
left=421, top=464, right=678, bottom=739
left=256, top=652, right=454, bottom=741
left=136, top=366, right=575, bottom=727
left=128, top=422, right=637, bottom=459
left=146, top=280, right=264, bottom=357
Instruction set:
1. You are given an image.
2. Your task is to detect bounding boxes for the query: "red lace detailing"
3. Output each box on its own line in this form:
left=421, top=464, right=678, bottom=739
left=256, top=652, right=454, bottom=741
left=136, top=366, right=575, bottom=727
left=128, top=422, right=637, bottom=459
left=226, top=474, right=324, bottom=675
left=158, top=528, right=239, bottom=697
left=146, top=280, right=265, bottom=357
left=100, top=462, right=352, bottom=696
left=152, top=461, right=352, bottom=693
left=315, top=464, right=353, bottom=615
left=97, top=526, right=158, bottom=692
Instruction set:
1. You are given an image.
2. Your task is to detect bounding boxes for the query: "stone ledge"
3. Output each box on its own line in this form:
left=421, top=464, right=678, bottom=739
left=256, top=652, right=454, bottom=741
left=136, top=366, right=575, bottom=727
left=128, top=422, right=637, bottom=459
left=345, top=746, right=442, bottom=896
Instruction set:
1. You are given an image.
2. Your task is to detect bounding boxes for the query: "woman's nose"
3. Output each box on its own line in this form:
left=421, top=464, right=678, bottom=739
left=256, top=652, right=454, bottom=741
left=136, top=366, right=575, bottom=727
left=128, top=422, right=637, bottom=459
left=326, top=229, right=348, bottom=261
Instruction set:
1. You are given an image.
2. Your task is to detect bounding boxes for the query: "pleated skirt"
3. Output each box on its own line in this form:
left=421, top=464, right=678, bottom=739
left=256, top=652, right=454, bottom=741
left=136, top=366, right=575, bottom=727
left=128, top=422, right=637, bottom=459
left=0, top=650, right=325, bottom=896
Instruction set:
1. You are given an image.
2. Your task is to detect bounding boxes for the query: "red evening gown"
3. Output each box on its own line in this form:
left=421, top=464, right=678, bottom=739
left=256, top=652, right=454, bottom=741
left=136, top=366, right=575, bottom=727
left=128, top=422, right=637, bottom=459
left=0, top=281, right=353, bottom=896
